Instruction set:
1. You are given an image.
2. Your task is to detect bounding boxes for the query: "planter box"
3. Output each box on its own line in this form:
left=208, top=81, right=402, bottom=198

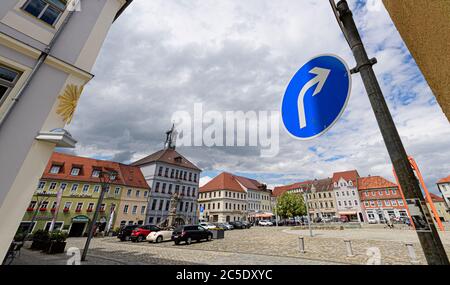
left=211, top=230, right=225, bottom=239
left=46, top=241, right=67, bottom=254
left=31, top=240, right=50, bottom=251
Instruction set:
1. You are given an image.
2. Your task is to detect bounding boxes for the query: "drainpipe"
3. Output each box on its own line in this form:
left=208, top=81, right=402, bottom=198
left=0, top=2, right=80, bottom=129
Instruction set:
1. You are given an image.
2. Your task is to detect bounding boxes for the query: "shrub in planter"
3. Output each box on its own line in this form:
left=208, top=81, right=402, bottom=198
left=46, top=231, right=68, bottom=254
left=31, top=230, right=50, bottom=251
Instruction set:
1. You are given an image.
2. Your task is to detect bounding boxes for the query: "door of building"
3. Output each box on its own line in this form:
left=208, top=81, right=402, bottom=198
left=69, top=222, right=86, bottom=237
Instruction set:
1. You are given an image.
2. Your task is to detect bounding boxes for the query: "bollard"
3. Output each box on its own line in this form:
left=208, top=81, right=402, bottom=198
left=405, top=243, right=419, bottom=264
left=298, top=236, right=305, bottom=253
left=344, top=240, right=354, bottom=257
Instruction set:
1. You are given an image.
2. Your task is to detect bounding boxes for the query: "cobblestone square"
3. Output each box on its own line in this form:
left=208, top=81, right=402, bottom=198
left=12, top=226, right=450, bottom=265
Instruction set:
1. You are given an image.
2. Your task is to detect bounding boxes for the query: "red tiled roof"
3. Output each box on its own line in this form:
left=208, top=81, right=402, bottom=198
left=357, top=176, right=397, bottom=190
left=131, top=148, right=201, bottom=171
left=272, top=181, right=312, bottom=197
left=42, top=152, right=150, bottom=189
left=234, top=175, right=263, bottom=190
left=332, top=170, right=359, bottom=184
left=200, top=172, right=245, bottom=193
left=437, top=175, right=450, bottom=184
left=429, top=193, right=445, bottom=202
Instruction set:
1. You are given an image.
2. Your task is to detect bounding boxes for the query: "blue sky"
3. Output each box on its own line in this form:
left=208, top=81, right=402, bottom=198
left=62, top=0, right=450, bottom=194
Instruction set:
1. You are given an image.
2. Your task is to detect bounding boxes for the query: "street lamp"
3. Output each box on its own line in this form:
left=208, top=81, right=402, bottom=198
left=81, top=170, right=117, bottom=262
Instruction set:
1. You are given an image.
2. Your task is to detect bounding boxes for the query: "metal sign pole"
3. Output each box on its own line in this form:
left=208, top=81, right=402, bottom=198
left=330, top=0, right=449, bottom=265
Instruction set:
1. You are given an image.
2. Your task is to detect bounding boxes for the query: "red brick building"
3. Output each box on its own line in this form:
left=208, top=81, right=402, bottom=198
left=357, top=176, right=409, bottom=223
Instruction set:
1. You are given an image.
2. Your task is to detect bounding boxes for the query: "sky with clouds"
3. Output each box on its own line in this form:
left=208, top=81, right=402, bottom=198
left=61, top=0, right=450, bottom=193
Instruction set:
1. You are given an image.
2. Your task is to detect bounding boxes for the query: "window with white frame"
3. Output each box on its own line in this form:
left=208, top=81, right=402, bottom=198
left=115, top=187, right=121, bottom=195
left=37, top=181, right=46, bottom=189
left=49, top=182, right=57, bottom=190
left=0, top=64, right=21, bottom=107
left=391, top=200, right=397, bottom=206
left=22, top=0, right=67, bottom=26
left=82, top=184, right=89, bottom=193
left=93, top=185, right=100, bottom=193
left=60, top=183, right=67, bottom=191
left=49, top=165, right=61, bottom=174
left=132, top=205, right=137, bottom=214
left=141, top=206, right=146, bottom=215
left=136, top=190, right=140, bottom=197
left=70, top=167, right=81, bottom=176
left=63, top=201, right=72, bottom=210
left=92, top=169, right=101, bottom=178
left=123, top=205, right=129, bottom=213
left=75, top=202, right=83, bottom=212
left=70, top=184, right=78, bottom=192
left=87, top=203, right=94, bottom=212
left=398, top=200, right=404, bottom=206
left=385, top=200, right=391, bottom=206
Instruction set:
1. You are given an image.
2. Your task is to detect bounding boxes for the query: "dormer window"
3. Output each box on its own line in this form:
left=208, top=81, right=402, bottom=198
left=175, top=156, right=182, bottom=163
left=349, top=181, right=353, bottom=186
left=92, top=169, right=101, bottom=178
left=22, top=0, right=67, bottom=26
left=71, top=167, right=81, bottom=176
left=49, top=165, right=60, bottom=174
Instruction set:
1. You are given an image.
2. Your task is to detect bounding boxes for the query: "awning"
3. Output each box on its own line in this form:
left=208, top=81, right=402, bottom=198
left=339, top=211, right=357, bottom=215
left=248, top=213, right=273, bottom=218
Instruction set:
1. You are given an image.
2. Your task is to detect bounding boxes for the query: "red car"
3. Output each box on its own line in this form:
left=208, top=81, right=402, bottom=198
left=130, top=225, right=160, bottom=242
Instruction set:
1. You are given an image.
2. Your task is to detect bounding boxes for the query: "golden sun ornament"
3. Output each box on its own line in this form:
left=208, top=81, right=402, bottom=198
left=56, top=84, right=84, bottom=124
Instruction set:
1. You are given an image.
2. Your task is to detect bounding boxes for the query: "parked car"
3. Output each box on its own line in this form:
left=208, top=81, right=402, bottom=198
left=313, top=217, right=323, bottom=223
left=146, top=228, right=173, bottom=243
left=199, top=222, right=216, bottom=230
left=130, top=225, right=160, bottom=242
left=258, top=220, right=273, bottom=226
left=229, top=221, right=246, bottom=229
left=241, top=221, right=252, bottom=228
left=215, top=223, right=233, bottom=230
left=172, top=225, right=213, bottom=245
left=117, top=225, right=139, bottom=242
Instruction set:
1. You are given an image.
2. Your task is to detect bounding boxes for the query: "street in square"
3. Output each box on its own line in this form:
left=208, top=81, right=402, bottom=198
left=11, top=226, right=450, bottom=265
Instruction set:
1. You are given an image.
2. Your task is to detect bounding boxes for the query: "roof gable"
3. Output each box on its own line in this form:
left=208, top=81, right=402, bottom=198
left=199, top=172, right=245, bottom=193
left=131, top=148, right=201, bottom=171
left=332, top=170, right=359, bottom=184
left=438, top=175, right=450, bottom=184
left=357, top=176, right=397, bottom=190
left=42, top=152, right=149, bottom=189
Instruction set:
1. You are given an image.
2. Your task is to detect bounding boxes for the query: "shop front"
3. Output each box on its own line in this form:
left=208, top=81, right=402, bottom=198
left=69, top=215, right=90, bottom=237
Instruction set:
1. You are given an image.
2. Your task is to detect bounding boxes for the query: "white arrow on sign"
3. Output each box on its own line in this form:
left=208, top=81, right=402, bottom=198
left=297, top=67, right=330, bottom=129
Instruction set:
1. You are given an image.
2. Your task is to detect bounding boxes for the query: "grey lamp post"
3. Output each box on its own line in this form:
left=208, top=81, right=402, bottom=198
left=81, top=170, right=117, bottom=262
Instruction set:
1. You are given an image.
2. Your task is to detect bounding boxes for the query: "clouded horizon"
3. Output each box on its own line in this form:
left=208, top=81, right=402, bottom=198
left=60, top=0, right=450, bottom=193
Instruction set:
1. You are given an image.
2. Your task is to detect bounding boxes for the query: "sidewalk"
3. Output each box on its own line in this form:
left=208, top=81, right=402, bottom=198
left=10, top=248, right=129, bottom=265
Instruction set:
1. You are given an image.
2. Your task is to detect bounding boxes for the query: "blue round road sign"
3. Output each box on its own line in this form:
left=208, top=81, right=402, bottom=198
left=281, top=54, right=351, bottom=140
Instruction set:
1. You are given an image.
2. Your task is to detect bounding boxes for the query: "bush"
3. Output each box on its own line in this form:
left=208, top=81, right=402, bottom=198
left=32, top=230, right=50, bottom=242
left=49, top=231, right=68, bottom=242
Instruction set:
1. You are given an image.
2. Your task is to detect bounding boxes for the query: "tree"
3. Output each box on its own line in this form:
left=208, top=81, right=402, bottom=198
left=275, top=192, right=306, bottom=219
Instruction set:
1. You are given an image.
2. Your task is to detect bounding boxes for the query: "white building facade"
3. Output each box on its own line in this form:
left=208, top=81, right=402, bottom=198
left=332, top=170, right=365, bottom=222
left=0, top=0, right=133, bottom=259
left=437, top=175, right=450, bottom=208
left=199, top=172, right=272, bottom=223
left=131, top=147, right=201, bottom=225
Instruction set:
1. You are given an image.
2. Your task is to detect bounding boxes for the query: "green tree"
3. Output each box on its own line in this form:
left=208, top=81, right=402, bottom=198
left=275, top=192, right=306, bottom=219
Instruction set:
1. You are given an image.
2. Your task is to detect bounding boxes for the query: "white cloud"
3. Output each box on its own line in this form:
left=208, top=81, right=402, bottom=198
left=65, top=0, right=450, bottom=194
